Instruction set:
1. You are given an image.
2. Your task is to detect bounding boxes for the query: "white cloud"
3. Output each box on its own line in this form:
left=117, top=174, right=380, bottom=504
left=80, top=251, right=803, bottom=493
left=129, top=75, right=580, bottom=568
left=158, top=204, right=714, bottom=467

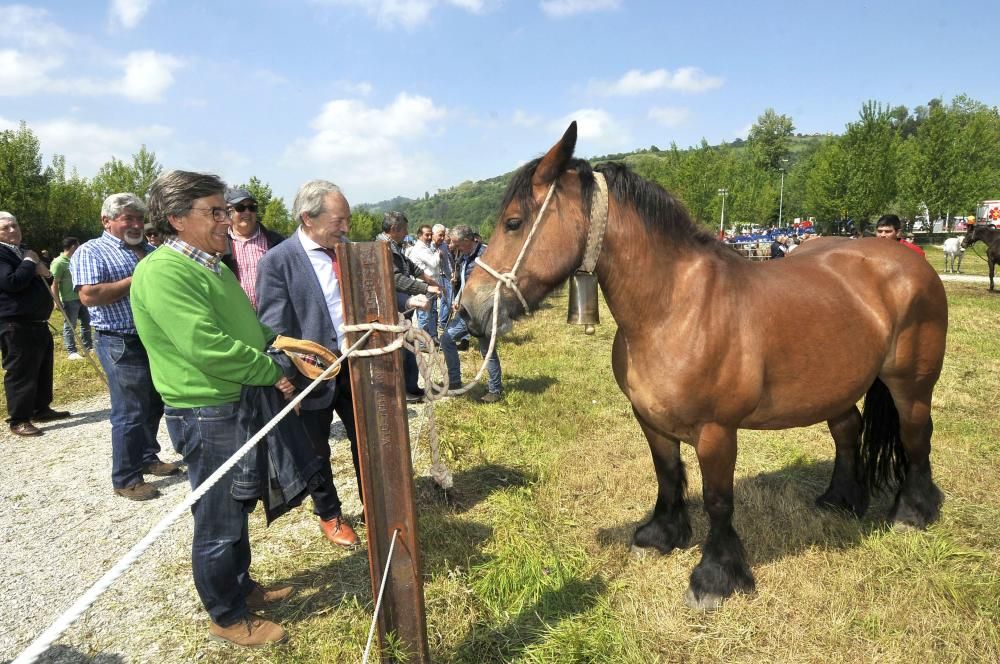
left=591, top=67, right=724, bottom=96
left=119, top=51, right=184, bottom=103
left=284, top=92, right=448, bottom=199
left=540, top=0, right=620, bottom=18
left=648, top=106, right=691, bottom=128
left=338, top=80, right=374, bottom=96
left=548, top=108, right=629, bottom=152
left=0, top=50, right=64, bottom=96
left=0, top=5, right=73, bottom=49
left=512, top=109, right=542, bottom=128
left=109, top=0, right=153, bottom=29
left=319, top=0, right=491, bottom=29
left=0, top=115, right=172, bottom=174
left=734, top=122, right=753, bottom=140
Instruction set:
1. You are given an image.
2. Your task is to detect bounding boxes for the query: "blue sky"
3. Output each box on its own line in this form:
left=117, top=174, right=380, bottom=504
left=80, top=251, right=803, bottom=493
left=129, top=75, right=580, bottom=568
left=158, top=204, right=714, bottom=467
left=1, top=0, right=996, bottom=206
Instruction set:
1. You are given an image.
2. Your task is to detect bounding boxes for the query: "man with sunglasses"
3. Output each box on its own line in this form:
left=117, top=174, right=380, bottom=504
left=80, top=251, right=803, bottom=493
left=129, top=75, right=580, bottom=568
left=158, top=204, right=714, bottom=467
left=221, top=189, right=284, bottom=309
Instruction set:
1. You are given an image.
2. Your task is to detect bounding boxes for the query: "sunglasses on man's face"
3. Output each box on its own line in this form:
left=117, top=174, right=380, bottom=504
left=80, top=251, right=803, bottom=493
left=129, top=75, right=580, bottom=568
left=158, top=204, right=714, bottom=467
left=230, top=203, right=258, bottom=213
left=145, top=231, right=160, bottom=237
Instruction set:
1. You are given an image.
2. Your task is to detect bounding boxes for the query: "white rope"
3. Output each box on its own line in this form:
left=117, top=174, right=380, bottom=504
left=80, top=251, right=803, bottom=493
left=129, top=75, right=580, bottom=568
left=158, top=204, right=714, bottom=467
left=11, top=323, right=412, bottom=664
left=361, top=528, right=401, bottom=664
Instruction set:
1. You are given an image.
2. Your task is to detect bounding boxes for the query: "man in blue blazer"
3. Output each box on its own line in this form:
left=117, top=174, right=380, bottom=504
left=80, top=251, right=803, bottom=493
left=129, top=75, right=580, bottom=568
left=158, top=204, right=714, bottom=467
left=255, top=179, right=359, bottom=547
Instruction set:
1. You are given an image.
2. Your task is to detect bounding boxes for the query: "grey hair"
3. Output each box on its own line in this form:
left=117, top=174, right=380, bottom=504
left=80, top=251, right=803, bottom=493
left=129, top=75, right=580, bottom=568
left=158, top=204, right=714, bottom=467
left=450, top=223, right=475, bottom=241
left=432, top=223, right=446, bottom=234
left=0, top=211, right=16, bottom=224
left=382, top=211, right=408, bottom=234
left=147, top=170, right=226, bottom=235
left=293, top=180, right=342, bottom=223
left=101, top=193, right=147, bottom=220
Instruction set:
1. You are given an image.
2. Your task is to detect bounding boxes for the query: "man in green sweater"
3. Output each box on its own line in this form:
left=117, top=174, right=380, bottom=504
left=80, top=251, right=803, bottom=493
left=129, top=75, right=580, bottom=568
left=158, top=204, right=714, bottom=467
left=132, top=170, right=294, bottom=648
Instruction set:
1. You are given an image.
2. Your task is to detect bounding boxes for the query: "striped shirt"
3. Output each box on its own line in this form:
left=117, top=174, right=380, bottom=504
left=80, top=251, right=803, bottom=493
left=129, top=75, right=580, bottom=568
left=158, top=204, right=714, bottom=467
left=70, top=231, right=155, bottom=334
left=164, top=237, right=223, bottom=275
left=228, top=227, right=269, bottom=308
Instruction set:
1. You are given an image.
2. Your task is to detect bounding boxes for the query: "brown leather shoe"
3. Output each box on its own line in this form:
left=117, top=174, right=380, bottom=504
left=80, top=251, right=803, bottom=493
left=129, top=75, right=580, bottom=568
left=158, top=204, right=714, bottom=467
left=142, top=460, right=182, bottom=476
left=209, top=614, right=287, bottom=647
left=113, top=481, right=160, bottom=501
left=10, top=422, right=43, bottom=436
left=320, top=515, right=358, bottom=547
left=245, top=583, right=295, bottom=611
left=32, top=408, right=71, bottom=422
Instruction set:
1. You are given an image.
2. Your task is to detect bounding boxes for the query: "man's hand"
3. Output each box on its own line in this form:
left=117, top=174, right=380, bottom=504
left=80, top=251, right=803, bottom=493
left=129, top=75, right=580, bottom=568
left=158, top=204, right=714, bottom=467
left=406, top=294, right=431, bottom=311
left=35, top=262, right=51, bottom=279
left=426, top=285, right=441, bottom=296
left=274, top=376, right=295, bottom=399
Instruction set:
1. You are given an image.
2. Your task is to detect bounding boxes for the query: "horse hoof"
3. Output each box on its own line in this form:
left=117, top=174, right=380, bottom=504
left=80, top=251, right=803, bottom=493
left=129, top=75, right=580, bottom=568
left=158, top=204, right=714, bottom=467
left=684, top=587, right=724, bottom=611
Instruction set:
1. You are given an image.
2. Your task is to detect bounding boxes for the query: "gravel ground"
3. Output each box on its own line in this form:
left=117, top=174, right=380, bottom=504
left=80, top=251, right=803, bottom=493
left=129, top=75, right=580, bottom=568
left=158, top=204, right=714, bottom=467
left=0, top=391, right=435, bottom=663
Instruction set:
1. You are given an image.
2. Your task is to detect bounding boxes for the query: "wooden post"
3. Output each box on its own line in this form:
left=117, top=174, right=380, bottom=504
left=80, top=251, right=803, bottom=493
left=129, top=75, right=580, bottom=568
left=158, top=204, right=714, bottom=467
left=338, top=241, right=430, bottom=663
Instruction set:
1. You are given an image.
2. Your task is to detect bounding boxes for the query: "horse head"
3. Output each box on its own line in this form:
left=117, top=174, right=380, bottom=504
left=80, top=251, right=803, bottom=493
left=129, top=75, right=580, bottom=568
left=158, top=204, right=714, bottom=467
left=459, top=122, right=597, bottom=337
left=961, top=224, right=980, bottom=249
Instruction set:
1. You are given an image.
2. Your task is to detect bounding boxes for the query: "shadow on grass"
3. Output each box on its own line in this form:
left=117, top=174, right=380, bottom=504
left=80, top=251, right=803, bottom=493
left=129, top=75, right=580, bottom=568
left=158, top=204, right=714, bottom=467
left=414, top=463, right=533, bottom=515
left=596, top=458, right=898, bottom=568
left=503, top=374, right=557, bottom=395
left=503, top=331, right=535, bottom=346
left=2, top=645, right=126, bottom=664
left=451, top=575, right=607, bottom=663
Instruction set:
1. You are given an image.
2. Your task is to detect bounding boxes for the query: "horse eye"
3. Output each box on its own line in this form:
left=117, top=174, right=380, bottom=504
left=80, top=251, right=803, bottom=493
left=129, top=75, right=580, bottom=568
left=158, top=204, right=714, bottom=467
left=505, top=217, right=523, bottom=231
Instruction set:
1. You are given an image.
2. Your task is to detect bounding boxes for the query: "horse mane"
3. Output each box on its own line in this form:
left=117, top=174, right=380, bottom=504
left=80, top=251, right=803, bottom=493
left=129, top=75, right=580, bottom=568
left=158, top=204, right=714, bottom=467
left=501, top=157, right=731, bottom=256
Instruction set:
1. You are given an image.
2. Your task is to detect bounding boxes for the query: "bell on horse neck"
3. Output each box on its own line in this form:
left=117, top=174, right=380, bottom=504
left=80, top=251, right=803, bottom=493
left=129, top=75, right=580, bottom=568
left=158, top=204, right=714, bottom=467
left=567, top=271, right=599, bottom=334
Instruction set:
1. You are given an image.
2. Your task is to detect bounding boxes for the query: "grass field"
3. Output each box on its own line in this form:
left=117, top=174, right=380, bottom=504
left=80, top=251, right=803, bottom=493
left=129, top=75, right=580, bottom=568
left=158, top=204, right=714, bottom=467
left=6, top=277, right=999, bottom=663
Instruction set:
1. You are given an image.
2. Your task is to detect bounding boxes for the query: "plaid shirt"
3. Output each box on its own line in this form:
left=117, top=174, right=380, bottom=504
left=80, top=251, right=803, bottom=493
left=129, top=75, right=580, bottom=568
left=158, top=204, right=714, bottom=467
left=228, top=227, right=269, bottom=308
left=164, top=237, right=223, bottom=274
left=70, top=231, right=156, bottom=334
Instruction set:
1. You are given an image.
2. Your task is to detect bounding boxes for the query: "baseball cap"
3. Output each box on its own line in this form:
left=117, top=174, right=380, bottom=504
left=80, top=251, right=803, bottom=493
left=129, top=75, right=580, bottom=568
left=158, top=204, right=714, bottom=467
left=225, top=188, right=255, bottom=205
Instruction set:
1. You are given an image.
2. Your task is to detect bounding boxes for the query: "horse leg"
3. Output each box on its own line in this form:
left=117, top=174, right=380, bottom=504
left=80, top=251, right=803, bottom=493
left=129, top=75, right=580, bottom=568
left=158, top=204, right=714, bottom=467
left=685, top=423, right=754, bottom=610
left=882, top=381, right=943, bottom=529
left=630, top=411, right=692, bottom=555
left=815, top=407, right=869, bottom=516
left=989, top=258, right=995, bottom=291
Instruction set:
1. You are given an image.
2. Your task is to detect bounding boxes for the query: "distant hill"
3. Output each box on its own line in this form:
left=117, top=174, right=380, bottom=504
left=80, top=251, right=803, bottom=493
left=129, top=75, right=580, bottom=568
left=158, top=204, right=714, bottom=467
left=361, top=134, right=828, bottom=236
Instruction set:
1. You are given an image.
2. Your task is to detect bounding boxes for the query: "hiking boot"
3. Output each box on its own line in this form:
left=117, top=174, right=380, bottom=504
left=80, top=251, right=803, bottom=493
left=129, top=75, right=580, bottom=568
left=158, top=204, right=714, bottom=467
left=209, top=614, right=287, bottom=647
left=478, top=391, right=503, bottom=404
left=142, top=460, right=182, bottom=476
left=114, top=481, right=160, bottom=501
left=245, top=583, right=296, bottom=611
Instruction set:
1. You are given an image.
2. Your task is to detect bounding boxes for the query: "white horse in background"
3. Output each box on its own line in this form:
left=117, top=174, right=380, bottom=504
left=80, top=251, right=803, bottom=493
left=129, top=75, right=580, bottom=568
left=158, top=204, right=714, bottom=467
left=943, top=237, right=964, bottom=273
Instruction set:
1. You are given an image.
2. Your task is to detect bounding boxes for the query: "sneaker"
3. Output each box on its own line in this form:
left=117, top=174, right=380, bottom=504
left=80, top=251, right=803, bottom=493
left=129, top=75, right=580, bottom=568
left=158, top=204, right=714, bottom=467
left=113, top=481, right=160, bottom=501
left=142, top=460, right=182, bottom=476
left=478, top=391, right=503, bottom=404
left=245, top=583, right=296, bottom=611
left=67, top=352, right=84, bottom=361
left=209, top=614, right=287, bottom=647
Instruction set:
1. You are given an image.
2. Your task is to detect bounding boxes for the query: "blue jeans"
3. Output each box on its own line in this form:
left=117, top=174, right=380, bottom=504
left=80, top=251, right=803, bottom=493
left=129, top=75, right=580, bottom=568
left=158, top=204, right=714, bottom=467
left=437, top=280, right=453, bottom=331
left=440, top=315, right=502, bottom=394
left=415, top=297, right=439, bottom=341
left=165, top=402, right=252, bottom=626
left=95, top=331, right=164, bottom=489
left=61, top=300, right=92, bottom=353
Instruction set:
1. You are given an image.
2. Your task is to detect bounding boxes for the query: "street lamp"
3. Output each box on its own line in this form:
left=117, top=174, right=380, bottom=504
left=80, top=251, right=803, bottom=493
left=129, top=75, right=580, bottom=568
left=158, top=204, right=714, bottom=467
left=718, top=187, right=728, bottom=236
left=777, top=158, right=789, bottom=229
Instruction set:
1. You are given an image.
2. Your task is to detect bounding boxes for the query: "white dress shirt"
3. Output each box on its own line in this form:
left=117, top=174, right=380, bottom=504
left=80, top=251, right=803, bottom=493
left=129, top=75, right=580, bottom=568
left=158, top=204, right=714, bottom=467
left=297, top=227, right=347, bottom=353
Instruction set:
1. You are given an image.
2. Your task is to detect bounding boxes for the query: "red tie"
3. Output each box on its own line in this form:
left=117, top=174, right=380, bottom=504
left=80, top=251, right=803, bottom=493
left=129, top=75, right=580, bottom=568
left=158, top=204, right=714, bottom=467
left=320, top=247, right=342, bottom=284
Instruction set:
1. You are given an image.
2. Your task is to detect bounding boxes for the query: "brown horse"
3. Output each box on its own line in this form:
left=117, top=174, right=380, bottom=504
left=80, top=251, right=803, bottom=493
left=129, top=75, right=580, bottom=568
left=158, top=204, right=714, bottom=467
left=459, top=123, right=947, bottom=609
left=961, top=224, right=1000, bottom=290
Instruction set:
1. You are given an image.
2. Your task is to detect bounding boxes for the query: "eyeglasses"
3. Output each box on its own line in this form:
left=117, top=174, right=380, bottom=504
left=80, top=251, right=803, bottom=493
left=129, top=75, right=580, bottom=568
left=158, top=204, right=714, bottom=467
left=145, top=230, right=160, bottom=237
left=190, top=207, right=230, bottom=223
left=230, top=203, right=258, bottom=214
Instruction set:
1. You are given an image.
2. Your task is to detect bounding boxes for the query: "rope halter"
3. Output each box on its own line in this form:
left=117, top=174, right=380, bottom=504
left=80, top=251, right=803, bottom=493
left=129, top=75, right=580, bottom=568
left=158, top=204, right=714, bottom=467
left=474, top=170, right=610, bottom=315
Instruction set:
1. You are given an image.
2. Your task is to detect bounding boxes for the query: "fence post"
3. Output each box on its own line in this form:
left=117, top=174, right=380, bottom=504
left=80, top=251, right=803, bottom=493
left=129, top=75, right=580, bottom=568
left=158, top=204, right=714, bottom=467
left=338, top=241, right=430, bottom=663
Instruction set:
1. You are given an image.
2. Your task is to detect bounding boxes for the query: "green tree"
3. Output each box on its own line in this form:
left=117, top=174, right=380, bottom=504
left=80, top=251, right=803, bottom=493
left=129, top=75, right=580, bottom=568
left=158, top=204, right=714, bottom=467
left=841, top=101, right=899, bottom=226
left=130, top=145, right=162, bottom=199
left=747, top=108, right=795, bottom=171
left=261, top=197, right=294, bottom=235
left=0, top=121, right=49, bottom=233
left=349, top=208, right=381, bottom=242
left=239, top=176, right=272, bottom=213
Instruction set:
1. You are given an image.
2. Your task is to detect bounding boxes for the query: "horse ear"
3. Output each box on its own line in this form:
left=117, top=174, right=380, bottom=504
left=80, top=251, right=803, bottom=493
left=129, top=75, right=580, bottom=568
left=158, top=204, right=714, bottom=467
left=532, top=121, right=577, bottom=186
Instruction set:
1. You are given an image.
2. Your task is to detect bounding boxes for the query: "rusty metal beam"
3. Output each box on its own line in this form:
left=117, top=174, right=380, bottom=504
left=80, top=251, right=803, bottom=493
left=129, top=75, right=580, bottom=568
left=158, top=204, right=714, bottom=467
left=338, top=241, right=429, bottom=663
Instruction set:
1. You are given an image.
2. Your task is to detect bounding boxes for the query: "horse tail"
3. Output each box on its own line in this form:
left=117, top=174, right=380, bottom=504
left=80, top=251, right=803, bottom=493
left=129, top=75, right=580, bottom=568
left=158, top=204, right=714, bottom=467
left=859, top=377, right=908, bottom=492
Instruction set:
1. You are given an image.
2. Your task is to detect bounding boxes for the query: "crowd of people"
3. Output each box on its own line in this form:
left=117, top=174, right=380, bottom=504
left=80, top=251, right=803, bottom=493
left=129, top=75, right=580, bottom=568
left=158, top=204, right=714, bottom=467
left=0, top=175, right=506, bottom=648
